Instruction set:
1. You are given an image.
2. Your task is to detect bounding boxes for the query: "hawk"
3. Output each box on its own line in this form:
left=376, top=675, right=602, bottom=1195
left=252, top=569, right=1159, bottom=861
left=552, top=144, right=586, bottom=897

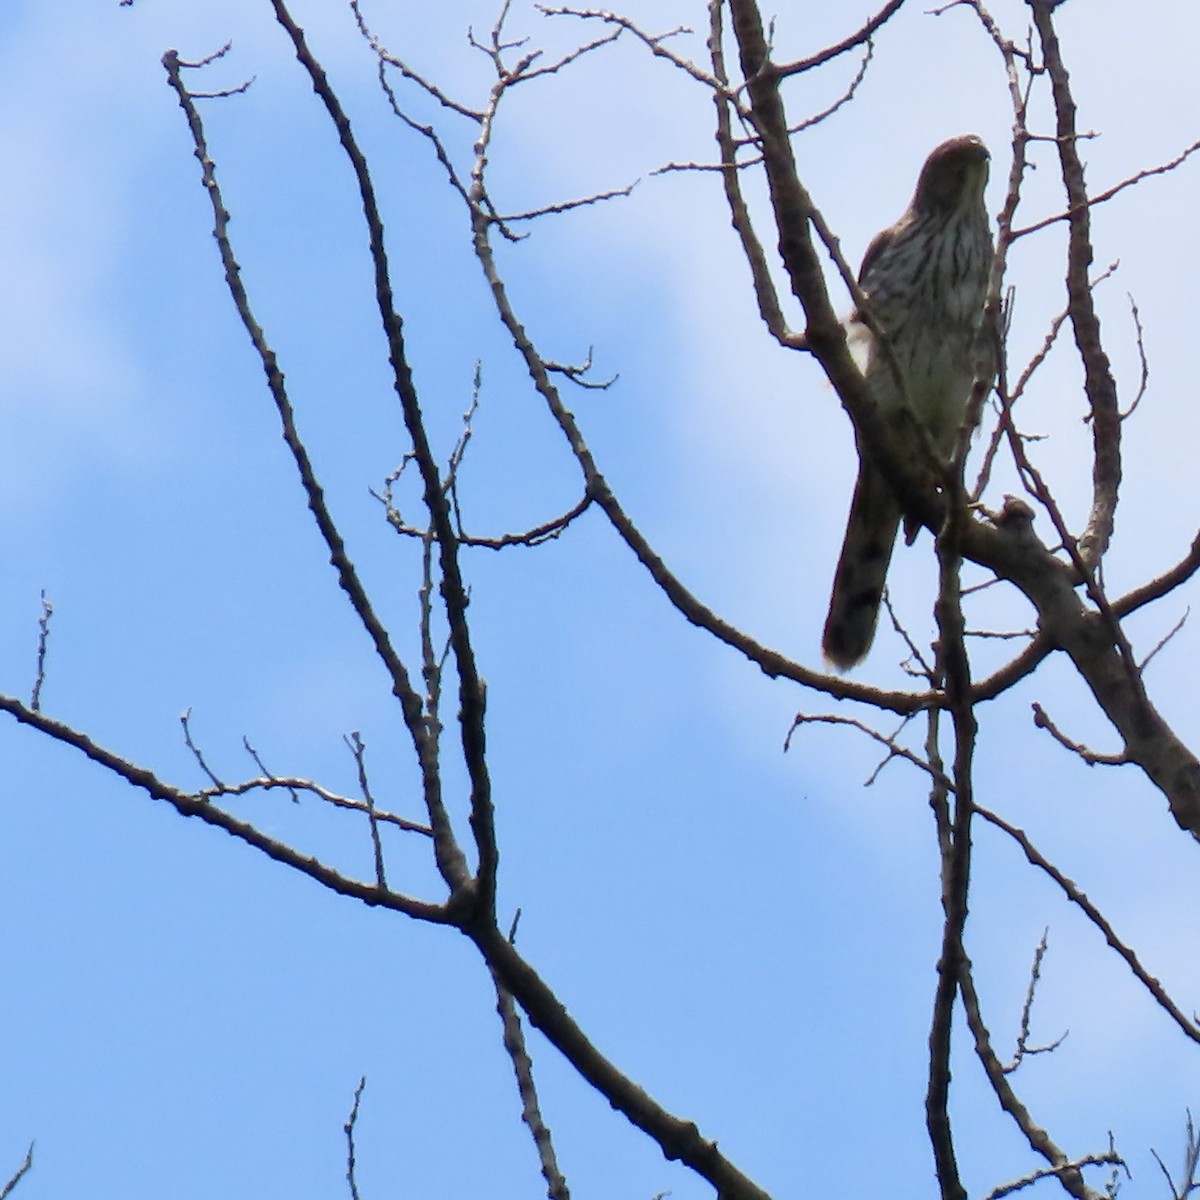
left=821, top=134, right=994, bottom=670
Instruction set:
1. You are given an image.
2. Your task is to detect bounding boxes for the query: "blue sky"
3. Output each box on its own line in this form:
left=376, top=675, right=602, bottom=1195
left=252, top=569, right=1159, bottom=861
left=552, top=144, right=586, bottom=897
left=2, top=1, right=1200, bottom=1197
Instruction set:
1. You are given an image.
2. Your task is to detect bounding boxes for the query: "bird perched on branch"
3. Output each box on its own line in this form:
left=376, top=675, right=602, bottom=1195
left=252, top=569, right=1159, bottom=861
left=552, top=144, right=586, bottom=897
left=821, top=134, right=994, bottom=670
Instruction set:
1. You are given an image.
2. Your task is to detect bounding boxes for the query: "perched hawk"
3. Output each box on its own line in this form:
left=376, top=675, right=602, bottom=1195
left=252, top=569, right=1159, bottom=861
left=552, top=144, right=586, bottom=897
left=821, top=134, right=994, bottom=670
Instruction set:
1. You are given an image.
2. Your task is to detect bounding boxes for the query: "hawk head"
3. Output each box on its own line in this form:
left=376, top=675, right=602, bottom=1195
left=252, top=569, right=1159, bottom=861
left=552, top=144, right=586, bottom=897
left=912, top=134, right=990, bottom=216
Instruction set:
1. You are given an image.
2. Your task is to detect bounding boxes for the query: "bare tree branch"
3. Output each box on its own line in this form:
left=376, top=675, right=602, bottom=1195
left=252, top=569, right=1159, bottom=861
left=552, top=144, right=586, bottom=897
left=0, top=1145, right=32, bottom=1200
left=1151, top=1112, right=1200, bottom=1200
left=978, top=805, right=1200, bottom=1046
left=1012, top=139, right=1200, bottom=240
left=1004, top=929, right=1068, bottom=1073
left=1031, top=702, right=1128, bottom=766
left=983, top=1153, right=1126, bottom=1200
left=344, top=1077, right=366, bottom=1200
left=773, top=0, right=906, bottom=77
left=181, top=708, right=225, bottom=789
left=1030, top=2, right=1121, bottom=568
left=960, top=964, right=1104, bottom=1200
left=30, top=591, right=52, bottom=713
left=492, top=954, right=571, bottom=1200
left=0, top=690, right=451, bottom=922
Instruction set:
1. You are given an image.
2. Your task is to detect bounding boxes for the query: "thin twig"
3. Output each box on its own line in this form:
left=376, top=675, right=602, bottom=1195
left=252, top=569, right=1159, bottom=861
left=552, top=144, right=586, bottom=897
left=977, top=805, right=1200, bottom=1046
left=707, top=0, right=803, bottom=348
left=181, top=708, right=225, bottom=788
left=496, top=182, right=637, bottom=222
left=538, top=7, right=720, bottom=90
left=1031, top=703, right=1127, bottom=766
left=925, top=499, right=977, bottom=1200
left=165, top=29, right=476, bottom=896
left=784, top=711, right=952, bottom=790
left=1139, top=608, right=1188, bottom=675
left=347, top=733, right=387, bottom=889
left=350, top=0, right=485, bottom=121
left=773, top=0, right=906, bottom=77
left=1004, top=928, right=1068, bottom=1073
left=1031, top=3, right=1121, bottom=569
left=1112, top=533, right=1200, bottom=618
left=30, top=591, right=53, bottom=712
left=1150, top=1111, right=1200, bottom=1200
left=983, top=1154, right=1126, bottom=1200
left=1121, top=293, right=1149, bottom=419
left=344, top=1076, right=366, bottom=1200
left=0, top=1145, right=33, bottom=1200
left=1012, top=139, right=1200, bottom=240
left=960, top=964, right=1102, bottom=1200
left=381, top=491, right=595, bottom=551
left=200, top=774, right=432, bottom=836
left=0, top=690, right=450, bottom=922
left=492, top=965, right=572, bottom=1200
left=544, top=348, right=617, bottom=389
left=241, top=735, right=299, bottom=803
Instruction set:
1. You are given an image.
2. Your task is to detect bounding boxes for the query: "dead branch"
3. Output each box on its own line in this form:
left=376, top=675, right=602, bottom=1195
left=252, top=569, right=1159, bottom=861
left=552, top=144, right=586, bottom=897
left=492, top=955, right=571, bottom=1200
left=977, top=805, right=1200, bottom=1046
left=785, top=710, right=946, bottom=787
left=351, top=0, right=485, bottom=121
left=773, top=0, right=906, bottom=77
left=181, top=708, right=225, bottom=788
left=241, top=736, right=299, bottom=803
left=538, top=7, right=720, bottom=90
left=1121, top=293, right=1149, bottom=419
left=200, top=774, right=432, bottom=836
left=0, top=1145, right=32, bottom=1200
left=0, top=690, right=451, bottom=923
left=1031, top=702, right=1128, bottom=766
left=983, top=1154, right=1127, bottom=1200
left=960, top=964, right=1103, bottom=1200
left=543, top=348, right=617, bottom=389
left=347, top=732, right=387, bottom=889
left=474, top=924, right=774, bottom=1200
left=1004, top=929, right=1068, bottom=1074
left=925, top=507, right=977, bottom=1200
left=1012, top=138, right=1200, bottom=241
left=163, top=47, right=456, bottom=872
left=222, top=7, right=491, bottom=897
left=1151, top=1112, right=1200, bottom=1200
left=1030, top=4, right=1121, bottom=569
left=344, top=1077, right=366, bottom=1200
left=1139, top=609, right=1189, bottom=675
left=30, top=591, right=52, bottom=713
left=497, top=181, right=638, bottom=223
left=1112, top=533, right=1200, bottom=619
